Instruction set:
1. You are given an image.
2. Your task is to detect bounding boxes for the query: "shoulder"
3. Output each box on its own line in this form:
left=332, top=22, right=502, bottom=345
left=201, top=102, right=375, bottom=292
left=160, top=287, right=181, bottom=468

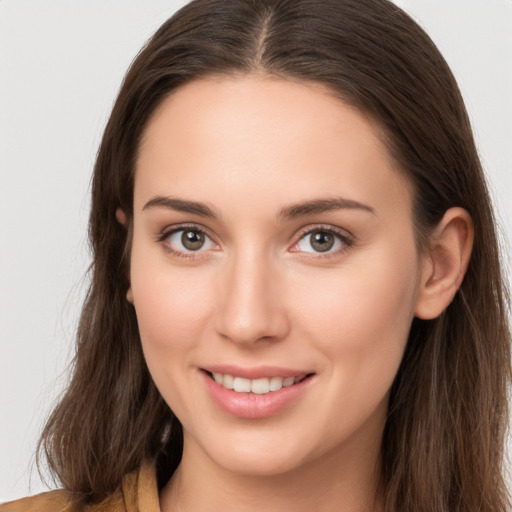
left=0, top=489, right=124, bottom=512
left=0, top=462, right=159, bottom=512
left=1, top=490, right=72, bottom=512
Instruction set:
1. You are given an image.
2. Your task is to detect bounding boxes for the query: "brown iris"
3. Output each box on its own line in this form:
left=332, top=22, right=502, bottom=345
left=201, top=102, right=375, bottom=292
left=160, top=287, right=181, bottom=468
left=181, top=230, right=205, bottom=250
left=310, top=230, right=335, bottom=252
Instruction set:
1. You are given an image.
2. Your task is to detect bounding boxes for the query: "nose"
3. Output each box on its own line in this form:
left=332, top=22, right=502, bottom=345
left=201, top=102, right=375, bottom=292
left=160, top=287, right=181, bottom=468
left=214, top=248, right=290, bottom=345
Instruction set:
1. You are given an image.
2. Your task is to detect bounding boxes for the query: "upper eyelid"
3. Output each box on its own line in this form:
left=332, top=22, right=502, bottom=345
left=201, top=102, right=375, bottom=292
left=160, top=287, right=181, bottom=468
left=158, top=222, right=352, bottom=236
left=158, top=222, right=216, bottom=241
left=294, top=223, right=354, bottom=241
left=289, top=226, right=355, bottom=261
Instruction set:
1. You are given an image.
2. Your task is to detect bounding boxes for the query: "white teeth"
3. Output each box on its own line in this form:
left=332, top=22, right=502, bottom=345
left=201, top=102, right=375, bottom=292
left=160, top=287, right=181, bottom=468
left=223, top=374, right=234, bottom=389
left=233, top=377, right=251, bottom=393
left=283, top=377, right=295, bottom=387
left=251, top=378, right=270, bottom=394
left=269, top=377, right=283, bottom=391
left=211, top=372, right=307, bottom=394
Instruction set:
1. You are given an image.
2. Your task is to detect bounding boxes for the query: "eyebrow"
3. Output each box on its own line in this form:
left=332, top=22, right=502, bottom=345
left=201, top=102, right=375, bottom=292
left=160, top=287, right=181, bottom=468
left=142, top=195, right=375, bottom=220
left=277, top=197, right=375, bottom=221
left=143, top=196, right=218, bottom=218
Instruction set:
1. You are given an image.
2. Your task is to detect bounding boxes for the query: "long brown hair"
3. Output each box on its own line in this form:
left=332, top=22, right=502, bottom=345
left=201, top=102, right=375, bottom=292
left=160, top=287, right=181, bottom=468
left=38, top=1, right=511, bottom=510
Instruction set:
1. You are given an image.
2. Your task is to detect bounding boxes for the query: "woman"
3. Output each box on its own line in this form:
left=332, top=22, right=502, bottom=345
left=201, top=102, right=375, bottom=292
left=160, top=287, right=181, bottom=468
left=2, top=0, right=510, bottom=510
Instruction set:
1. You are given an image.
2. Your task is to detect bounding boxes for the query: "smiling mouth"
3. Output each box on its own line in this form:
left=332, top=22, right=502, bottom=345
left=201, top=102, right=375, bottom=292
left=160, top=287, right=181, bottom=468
left=204, top=371, right=314, bottom=395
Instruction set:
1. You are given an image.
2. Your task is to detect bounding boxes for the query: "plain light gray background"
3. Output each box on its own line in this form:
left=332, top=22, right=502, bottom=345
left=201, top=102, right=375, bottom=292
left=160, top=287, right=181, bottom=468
left=1, top=0, right=511, bottom=502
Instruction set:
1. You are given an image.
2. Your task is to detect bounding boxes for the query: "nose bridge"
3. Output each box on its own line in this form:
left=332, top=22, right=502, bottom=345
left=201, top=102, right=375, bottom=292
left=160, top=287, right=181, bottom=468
left=215, top=243, right=288, bottom=344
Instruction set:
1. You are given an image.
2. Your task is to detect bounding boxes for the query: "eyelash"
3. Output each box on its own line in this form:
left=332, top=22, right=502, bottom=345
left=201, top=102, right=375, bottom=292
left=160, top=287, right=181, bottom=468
left=156, top=223, right=216, bottom=260
left=292, top=224, right=355, bottom=259
left=156, top=223, right=355, bottom=260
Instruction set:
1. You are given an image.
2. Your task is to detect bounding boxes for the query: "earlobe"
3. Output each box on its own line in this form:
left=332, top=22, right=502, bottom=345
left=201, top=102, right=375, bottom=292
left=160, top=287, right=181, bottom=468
left=126, top=286, right=134, bottom=305
left=116, top=208, right=127, bottom=225
left=414, top=207, right=474, bottom=320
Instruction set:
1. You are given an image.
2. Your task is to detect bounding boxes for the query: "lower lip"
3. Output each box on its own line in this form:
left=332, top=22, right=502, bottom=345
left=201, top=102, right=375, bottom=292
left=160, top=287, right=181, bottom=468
left=201, top=371, right=314, bottom=419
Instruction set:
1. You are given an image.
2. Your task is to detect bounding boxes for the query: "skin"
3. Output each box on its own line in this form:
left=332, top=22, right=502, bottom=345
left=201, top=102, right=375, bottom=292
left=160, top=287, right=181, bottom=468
left=123, top=75, right=473, bottom=511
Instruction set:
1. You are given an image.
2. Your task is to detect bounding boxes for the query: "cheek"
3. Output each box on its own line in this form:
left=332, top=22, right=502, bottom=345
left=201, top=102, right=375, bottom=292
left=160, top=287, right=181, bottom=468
left=129, top=251, right=219, bottom=418
left=285, top=249, right=419, bottom=444
left=291, top=245, right=419, bottom=384
left=129, top=242, right=216, bottom=366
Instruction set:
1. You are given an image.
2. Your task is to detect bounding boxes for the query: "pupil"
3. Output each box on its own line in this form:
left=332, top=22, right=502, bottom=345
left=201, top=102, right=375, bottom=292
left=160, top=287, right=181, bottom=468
left=182, top=230, right=205, bottom=250
left=311, top=231, right=334, bottom=252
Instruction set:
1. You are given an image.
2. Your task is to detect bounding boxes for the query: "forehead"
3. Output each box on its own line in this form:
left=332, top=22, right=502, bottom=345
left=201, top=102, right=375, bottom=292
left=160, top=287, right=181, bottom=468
left=134, top=75, right=411, bottom=219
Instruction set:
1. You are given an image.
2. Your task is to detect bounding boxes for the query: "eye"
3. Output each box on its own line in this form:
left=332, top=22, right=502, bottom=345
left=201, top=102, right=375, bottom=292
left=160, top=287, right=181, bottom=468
left=293, top=227, right=352, bottom=255
left=160, top=226, right=218, bottom=256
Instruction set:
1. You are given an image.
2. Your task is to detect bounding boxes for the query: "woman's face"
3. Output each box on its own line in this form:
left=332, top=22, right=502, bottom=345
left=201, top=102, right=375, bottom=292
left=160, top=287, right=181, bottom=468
left=129, top=76, right=424, bottom=477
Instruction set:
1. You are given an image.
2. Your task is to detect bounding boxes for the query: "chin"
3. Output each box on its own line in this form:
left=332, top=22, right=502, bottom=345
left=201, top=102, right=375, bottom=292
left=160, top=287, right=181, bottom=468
left=211, top=448, right=307, bottom=477
left=187, top=426, right=316, bottom=477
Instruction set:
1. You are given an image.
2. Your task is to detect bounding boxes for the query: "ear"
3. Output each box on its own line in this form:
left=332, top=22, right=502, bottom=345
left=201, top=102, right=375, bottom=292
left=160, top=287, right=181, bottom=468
left=415, top=207, right=474, bottom=320
left=116, top=208, right=127, bottom=225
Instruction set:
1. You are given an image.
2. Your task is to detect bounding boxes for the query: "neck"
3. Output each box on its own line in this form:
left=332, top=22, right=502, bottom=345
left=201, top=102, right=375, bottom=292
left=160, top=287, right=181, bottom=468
left=160, top=430, right=384, bottom=512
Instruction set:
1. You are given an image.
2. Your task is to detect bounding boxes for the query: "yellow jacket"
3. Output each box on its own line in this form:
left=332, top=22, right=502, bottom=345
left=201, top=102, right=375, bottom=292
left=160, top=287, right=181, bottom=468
left=0, top=464, right=160, bottom=512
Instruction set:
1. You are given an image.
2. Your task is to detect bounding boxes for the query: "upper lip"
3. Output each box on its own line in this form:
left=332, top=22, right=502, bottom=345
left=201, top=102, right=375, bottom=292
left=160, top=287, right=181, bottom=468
left=201, top=364, right=313, bottom=380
